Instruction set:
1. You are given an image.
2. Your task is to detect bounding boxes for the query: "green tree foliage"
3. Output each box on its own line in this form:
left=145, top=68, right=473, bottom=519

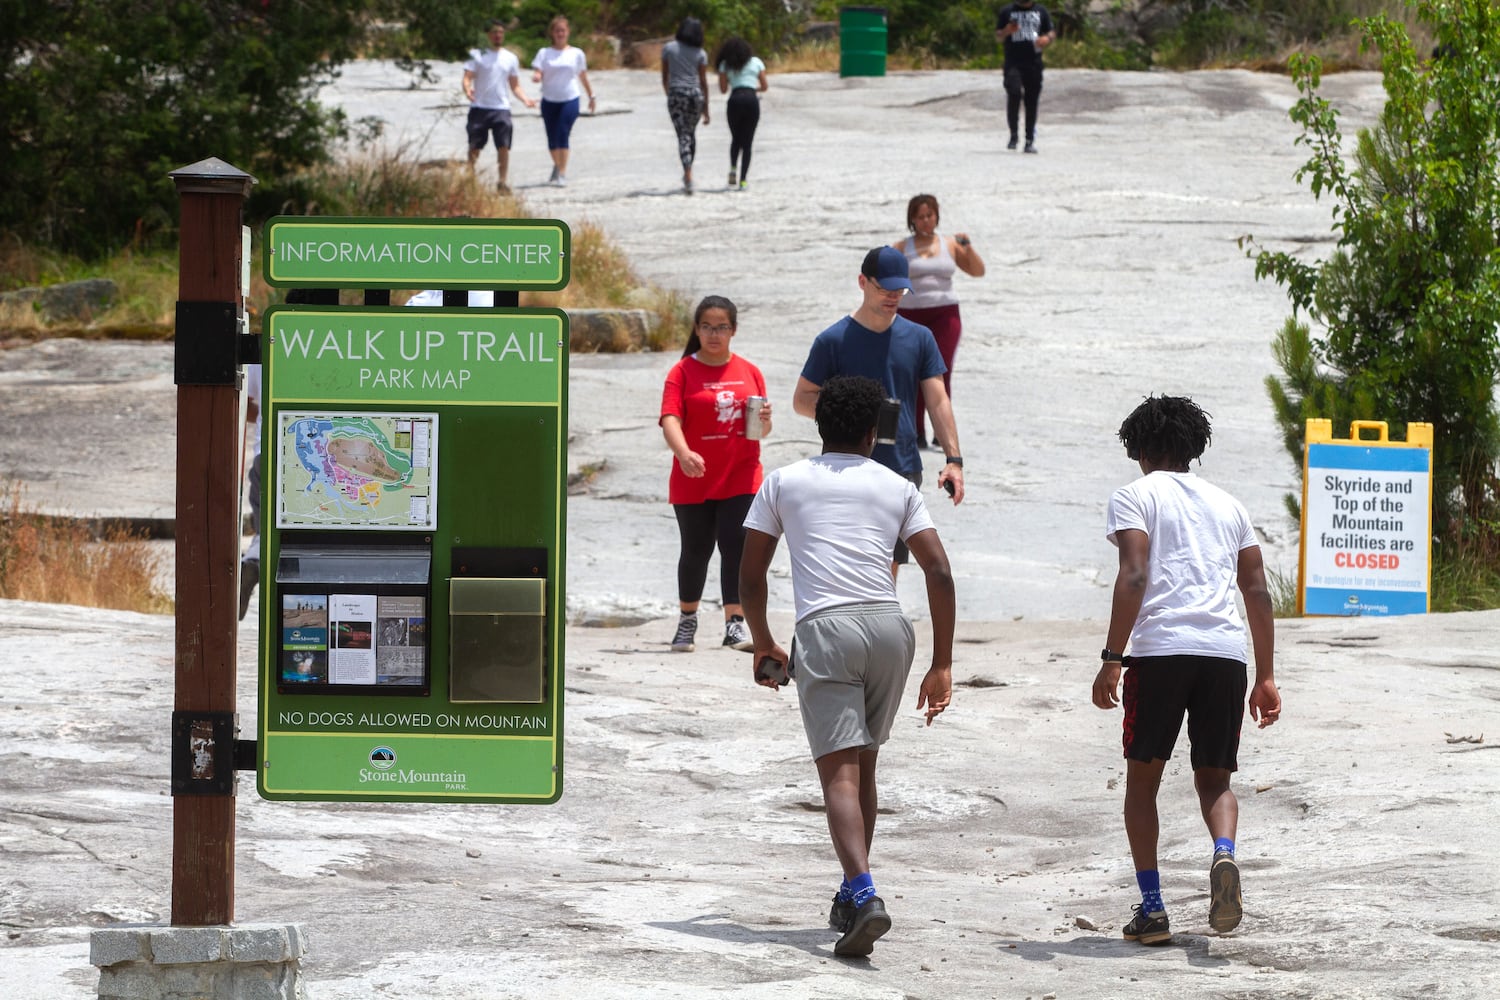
left=385, top=0, right=799, bottom=63
left=1244, top=0, right=1500, bottom=535
left=0, top=0, right=373, bottom=258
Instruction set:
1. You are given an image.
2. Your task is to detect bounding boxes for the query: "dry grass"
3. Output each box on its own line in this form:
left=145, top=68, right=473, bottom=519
left=0, top=235, right=179, bottom=337
left=0, top=483, right=172, bottom=613
left=521, top=219, right=690, bottom=351
left=575, top=33, right=623, bottom=70
left=769, top=40, right=840, bottom=73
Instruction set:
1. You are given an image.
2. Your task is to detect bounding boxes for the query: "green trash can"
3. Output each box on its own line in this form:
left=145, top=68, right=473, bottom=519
left=839, top=6, right=887, bottom=78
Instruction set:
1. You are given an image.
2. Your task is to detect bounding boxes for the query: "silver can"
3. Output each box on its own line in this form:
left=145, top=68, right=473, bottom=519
left=744, top=396, right=767, bottom=440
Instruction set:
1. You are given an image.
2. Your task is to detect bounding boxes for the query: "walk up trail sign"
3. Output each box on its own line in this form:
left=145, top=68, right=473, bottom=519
left=1299, top=419, right=1433, bottom=616
left=256, top=215, right=570, bottom=803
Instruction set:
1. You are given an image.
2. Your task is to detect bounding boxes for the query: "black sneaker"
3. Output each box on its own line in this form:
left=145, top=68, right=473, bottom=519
left=834, top=896, right=891, bottom=957
left=722, top=615, right=753, bottom=651
left=828, top=894, right=855, bottom=931
left=670, top=613, right=697, bottom=652
left=1024, top=140, right=1037, bottom=154
left=1007, top=135, right=1019, bottom=150
left=1122, top=904, right=1171, bottom=945
left=1209, top=851, right=1243, bottom=934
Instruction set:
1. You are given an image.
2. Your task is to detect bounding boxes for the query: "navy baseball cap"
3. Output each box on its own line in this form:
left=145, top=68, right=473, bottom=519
left=861, top=246, right=911, bottom=291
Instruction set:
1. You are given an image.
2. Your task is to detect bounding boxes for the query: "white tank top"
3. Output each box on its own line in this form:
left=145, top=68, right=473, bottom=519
left=901, top=235, right=959, bottom=309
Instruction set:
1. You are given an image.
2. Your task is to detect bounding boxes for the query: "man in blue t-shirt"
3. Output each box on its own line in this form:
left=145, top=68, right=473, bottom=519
left=794, top=247, right=965, bottom=572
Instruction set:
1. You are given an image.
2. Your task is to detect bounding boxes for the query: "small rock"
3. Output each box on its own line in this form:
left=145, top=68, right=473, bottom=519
left=465, top=848, right=481, bottom=858
left=1074, top=915, right=1099, bottom=931
left=567, top=308, right=656, bottom=352
left=919, top=963, right=933, bottom=972
left=1044, top=994, right=1058, bottom=999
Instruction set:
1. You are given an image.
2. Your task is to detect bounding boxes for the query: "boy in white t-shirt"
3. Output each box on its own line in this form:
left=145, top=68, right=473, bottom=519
left=740, top=375, right=955, bottom=959
left=1092, top=395, right=1282, bottom=945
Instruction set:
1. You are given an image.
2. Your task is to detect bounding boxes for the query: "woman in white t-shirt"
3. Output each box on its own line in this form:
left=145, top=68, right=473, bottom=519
left=531, top=15, right=595, bottom=187
left=714, top=36, right=768, bottom=191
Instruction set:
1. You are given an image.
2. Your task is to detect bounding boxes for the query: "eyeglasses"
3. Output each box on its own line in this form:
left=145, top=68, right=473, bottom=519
left=697, top=323, right=734, bottom=334
left=871, top=285, right=909, bottom=298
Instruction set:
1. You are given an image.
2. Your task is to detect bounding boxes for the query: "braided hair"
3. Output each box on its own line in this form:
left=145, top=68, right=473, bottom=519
left=1117, top=395, right=1212, bottom=469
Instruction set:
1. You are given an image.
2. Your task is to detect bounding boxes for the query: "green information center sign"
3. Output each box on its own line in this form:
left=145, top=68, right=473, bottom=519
left=264, top=216, right=570, bottom=290
left=257, top=301, right=568, bottom=803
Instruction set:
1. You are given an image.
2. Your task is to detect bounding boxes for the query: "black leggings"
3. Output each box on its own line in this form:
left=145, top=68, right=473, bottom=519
left=726, top=88, right=760, bottom=179
left=1004, top=62, right=1044, bottom=140
left=673, top=494, right=755, bottom=606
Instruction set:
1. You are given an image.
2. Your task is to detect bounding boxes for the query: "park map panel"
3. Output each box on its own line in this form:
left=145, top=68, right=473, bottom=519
left=275, top=411, right=438, bottom=531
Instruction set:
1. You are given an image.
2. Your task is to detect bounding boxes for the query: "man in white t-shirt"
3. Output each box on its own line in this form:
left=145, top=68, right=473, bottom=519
left=1091, top=395, right=1281, bottom=947
left=740, top=374, right=955, bottom=959
left=464, top=20, right=536, bottom=193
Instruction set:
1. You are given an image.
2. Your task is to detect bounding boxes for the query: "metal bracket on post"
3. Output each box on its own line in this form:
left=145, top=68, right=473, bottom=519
left=174, top=301, right=240, bottom=386
left=234, top=739, right=258, bottom=772
left=171, top=711, right=239, bottom=796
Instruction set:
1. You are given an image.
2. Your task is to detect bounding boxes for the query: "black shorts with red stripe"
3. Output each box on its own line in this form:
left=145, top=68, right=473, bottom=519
left=1120, top=654, right=1247, bottom=771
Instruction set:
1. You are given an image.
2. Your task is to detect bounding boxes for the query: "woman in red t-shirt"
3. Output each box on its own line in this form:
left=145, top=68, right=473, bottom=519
left=659, top=295, right=772, bottom=653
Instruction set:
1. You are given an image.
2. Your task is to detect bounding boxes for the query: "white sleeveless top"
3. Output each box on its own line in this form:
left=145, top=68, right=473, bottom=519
left=901, top=235, right=959, bottom=309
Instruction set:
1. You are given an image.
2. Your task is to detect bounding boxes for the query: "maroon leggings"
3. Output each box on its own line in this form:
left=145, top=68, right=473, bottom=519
left=897, top=303, right=961, bottom=442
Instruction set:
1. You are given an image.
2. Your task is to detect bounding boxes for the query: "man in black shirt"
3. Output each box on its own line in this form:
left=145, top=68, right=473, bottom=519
left=995, top=0, right=1056, bottom=153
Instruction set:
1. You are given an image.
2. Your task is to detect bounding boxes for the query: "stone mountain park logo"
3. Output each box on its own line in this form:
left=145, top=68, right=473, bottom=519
left=369, top=746, right=396, bottom=770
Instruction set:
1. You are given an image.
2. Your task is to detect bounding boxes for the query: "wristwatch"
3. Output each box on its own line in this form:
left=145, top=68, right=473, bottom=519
left=945, top=456, right=963, bottom=467
left=1100, top=648, right=1124, bottom=663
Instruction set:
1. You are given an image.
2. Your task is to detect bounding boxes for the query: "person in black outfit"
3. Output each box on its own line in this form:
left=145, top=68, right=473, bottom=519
left=714, top=36, right=768, bottom=190
left=996, top=0, right=1056, bottom=153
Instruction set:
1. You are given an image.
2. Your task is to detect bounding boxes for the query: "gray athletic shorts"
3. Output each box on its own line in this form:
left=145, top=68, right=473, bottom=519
left=792, top=601, right=916, bottom=760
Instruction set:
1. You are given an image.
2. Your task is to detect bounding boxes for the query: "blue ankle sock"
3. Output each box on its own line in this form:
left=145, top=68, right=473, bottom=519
left=1136, top=869, right=1164, bottom=914
left=835, top=878, right=853, bottom=903
left=848, top=872, right=876, bottom=908
left=1214, top=837, right=1235, bottom=856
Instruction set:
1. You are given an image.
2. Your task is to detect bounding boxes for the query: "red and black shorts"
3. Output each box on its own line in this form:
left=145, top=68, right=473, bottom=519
left=1120, top=654, right=1247, bottom=771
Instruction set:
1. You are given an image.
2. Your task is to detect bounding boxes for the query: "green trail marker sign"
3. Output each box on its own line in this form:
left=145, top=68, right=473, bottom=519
left=256, top=299, right=568, bottom=803
left=263, top=216, right=570, bottom=290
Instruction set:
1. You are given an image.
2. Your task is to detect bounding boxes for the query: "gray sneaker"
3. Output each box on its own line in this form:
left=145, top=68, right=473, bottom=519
left=670, top=613, right=697, bottom=652
left=722, top=615, right=753, bottom=651
left=1209, top=851, right=1242, bottom=934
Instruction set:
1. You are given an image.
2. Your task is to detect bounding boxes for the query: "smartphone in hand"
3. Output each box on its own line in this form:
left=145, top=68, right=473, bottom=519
left=755, top=655, right=788, bottom=687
